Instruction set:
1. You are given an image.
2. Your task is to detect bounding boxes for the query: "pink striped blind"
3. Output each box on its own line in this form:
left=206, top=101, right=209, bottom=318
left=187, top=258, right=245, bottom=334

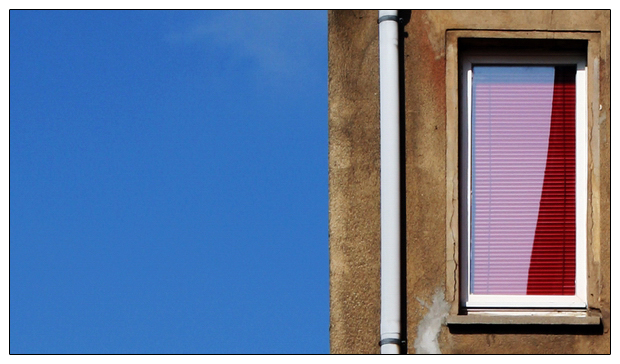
left=471, top=65, right=576, bottom=296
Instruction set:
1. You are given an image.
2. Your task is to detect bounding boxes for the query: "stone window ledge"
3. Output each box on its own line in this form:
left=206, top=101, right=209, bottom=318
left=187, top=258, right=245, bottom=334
left=446, top=312, right=603, bottom=334
left=447, top=313, right=601, bottom=326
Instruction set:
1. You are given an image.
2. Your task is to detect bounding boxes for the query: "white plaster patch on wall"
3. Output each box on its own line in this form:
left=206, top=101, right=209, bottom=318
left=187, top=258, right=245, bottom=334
left=414, top=288, right=450, bottom=354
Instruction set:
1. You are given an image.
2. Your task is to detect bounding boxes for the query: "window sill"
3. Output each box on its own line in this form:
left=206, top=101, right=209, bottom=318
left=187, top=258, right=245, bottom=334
left=446, top=312, right=602, bottom=334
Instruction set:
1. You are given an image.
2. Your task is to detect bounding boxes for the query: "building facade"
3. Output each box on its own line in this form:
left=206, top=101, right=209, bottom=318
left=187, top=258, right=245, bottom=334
left=328, top=10, right=610, bottom=354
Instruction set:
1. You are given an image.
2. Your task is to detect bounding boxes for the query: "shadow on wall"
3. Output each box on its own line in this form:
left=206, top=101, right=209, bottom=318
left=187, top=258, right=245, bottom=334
left=398, top=10, right=411, bottom=354
left=448, top=323, right=604, bottom=335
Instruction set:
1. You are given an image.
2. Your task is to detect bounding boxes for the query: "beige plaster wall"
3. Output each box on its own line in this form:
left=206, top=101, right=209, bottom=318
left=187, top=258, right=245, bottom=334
left=328, top=10, right=610, bottom=354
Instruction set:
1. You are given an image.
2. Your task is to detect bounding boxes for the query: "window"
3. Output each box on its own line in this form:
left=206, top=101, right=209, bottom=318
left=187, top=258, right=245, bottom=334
left=459, top=52, right=587, bottom=309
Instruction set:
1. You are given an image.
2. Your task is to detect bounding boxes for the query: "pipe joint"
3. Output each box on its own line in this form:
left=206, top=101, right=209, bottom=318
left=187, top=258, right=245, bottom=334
left=377, top=14, right=400, bottom=24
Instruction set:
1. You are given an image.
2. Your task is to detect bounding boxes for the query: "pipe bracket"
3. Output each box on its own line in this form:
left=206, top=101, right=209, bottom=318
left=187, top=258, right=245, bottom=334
left=379, top=338, right=403, bottom=346
left=377, top=15, right=400, bottom=24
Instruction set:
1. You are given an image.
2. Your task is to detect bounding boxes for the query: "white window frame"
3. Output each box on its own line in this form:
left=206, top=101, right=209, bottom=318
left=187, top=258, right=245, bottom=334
left=459, top=52, right=588, bottom=309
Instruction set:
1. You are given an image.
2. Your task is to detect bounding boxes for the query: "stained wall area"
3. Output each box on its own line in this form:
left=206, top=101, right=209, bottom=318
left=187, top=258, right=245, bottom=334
left=328, top=10, right=610, bottom=354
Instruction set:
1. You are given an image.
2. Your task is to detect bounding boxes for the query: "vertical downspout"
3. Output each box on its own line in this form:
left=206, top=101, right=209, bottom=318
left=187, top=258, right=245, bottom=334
left=378, top=10, right=401, bottom=354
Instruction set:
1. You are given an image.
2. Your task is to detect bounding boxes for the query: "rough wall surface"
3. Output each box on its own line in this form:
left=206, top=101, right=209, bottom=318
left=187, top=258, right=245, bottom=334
left=328, top=10, right=381, bottom=354
left=328, top=10, right=610, bottom=354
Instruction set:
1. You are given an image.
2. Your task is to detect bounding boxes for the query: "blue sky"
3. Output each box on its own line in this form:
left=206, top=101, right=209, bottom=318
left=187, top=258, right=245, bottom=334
left=10, top=10, right=328, bottom=354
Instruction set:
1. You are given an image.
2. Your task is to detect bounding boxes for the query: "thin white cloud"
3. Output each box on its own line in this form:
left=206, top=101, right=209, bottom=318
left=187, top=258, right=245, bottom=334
left=165, top=11, right=309, bottom=78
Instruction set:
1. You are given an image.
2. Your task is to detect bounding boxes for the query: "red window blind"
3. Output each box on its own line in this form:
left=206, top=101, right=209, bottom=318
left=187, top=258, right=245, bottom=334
left=471, top=65, right=576, bottom=296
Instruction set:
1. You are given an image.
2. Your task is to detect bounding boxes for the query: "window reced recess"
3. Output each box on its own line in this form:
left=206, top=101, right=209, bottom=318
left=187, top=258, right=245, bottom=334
left=471, top=65, right=576, bottom=296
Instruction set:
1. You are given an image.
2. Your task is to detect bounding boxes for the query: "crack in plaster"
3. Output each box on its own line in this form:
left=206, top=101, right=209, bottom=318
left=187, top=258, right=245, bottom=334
left=448, top=197, right=459, bottom=303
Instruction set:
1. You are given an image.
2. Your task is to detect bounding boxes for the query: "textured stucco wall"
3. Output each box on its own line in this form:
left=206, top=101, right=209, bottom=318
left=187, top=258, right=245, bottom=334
left=328, top=10, right=381, bottom=354
left=328, top=10, right=610, bottom=354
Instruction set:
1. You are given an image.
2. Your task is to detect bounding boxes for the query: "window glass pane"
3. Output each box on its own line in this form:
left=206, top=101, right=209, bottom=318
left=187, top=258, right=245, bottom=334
left=471, top=65, right=576, bottom=295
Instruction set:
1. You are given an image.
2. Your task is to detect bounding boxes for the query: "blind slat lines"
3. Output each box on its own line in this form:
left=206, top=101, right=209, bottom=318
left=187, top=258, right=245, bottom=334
left=526, top=66, right=576, bottom=295
left=471, top=65, right=576, bottom=296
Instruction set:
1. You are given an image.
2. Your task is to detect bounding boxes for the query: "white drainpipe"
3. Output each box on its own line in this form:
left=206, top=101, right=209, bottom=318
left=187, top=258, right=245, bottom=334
left=378, top=10, right=401, bottom=354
